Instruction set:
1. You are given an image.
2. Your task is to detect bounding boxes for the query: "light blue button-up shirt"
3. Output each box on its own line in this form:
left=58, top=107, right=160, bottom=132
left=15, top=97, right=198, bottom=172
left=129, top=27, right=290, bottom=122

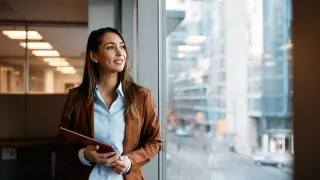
left=78, top=82, right=129, bottom=180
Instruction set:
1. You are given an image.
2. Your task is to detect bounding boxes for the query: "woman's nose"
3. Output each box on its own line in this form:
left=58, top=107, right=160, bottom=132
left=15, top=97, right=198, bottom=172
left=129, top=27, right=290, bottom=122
left=115, top=48, right=122, bottom=56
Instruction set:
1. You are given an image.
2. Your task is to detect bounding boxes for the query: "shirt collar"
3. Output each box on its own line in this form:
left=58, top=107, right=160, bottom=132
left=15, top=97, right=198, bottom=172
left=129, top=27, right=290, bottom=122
left=116, top=82, right=124, bottom=97
left=94, top=82, right=124, bottom=98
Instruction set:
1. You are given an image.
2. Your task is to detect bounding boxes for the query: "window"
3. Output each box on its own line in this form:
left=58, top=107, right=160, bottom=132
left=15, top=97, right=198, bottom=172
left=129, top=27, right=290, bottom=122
left=248, top=81, right=261, bottom=93
left=248, top=63, right=261, bottom=77
left=262, top=97, right=283, bottom=111
left=0, top=25, right=85, bottom=94
left=266, top=118, right=291, bottom=129
left=164, top=0, right=293, bottom=179
left=263, top=79, right=283, bottom=93
left=264, top=61, right=283, bottom=76
left=249, top=98, right=261, bottom=111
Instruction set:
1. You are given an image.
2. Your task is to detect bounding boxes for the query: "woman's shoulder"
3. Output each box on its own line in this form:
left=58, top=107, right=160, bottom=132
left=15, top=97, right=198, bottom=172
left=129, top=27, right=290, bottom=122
left=68, top=86, right=81, bottom=95
left=135, top=84, right=152, bottom=95
left=66, top=86, right=84, bottom=100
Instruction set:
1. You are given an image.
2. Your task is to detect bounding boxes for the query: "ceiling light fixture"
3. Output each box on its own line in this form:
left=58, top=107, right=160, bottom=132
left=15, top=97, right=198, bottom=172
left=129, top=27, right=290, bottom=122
left=2, top=31, right=43, bottom=40
left=20, top=42, right=52, bottom=49
left=43, top=58, right=66, bottom=63
left=48, top=61, right=69, bottom=66
left=32, top=50, right=60, bottom=57
left=57, top=66, right=76, bottom=74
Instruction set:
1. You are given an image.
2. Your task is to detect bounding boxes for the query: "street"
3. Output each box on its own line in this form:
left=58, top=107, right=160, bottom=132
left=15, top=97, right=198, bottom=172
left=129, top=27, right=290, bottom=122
left=165, top=132, right=292, bottom=180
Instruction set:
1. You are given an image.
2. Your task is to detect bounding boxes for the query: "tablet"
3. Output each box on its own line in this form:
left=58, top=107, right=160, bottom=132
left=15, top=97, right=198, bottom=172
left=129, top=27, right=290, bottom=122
left=59, top=127, right=116, bottom=153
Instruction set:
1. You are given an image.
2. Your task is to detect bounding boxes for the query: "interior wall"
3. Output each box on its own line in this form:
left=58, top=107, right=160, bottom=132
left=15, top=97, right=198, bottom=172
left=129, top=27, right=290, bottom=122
left=88, top=0, right=120, bottom=33
left=0, top=95, right=26, bottom=139
left=293, top=0, right=320, bottom=179
left=0, top=94, right=65, bottom=180
left=136, top=0, right=161, bottom=179
left=0, top=0, right=88, bottom=22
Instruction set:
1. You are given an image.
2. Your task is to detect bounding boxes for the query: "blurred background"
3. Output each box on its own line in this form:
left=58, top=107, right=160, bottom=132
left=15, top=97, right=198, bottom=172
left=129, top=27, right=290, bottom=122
left=165, top=0, right=293, bottom=180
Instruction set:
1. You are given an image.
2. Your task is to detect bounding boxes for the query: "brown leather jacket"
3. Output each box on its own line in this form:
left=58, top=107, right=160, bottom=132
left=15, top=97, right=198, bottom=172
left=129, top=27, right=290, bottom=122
left=56, top=86, right=162, bottom=180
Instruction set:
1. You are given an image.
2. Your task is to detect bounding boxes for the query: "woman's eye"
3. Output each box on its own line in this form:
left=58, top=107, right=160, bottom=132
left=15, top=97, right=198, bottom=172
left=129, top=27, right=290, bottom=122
left=120, top=45, right=126, bottom=49
left=107, top=46, right=115, bottom=50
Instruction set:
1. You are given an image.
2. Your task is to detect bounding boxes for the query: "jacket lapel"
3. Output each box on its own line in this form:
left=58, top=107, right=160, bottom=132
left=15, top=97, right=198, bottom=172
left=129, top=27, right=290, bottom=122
left=123, top=110, right=134, bottom=154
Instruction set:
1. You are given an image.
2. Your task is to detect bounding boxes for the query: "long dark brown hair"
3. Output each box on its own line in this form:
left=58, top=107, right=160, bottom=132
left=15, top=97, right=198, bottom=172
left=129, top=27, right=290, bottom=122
left=65, top=27, right=140, bottom=120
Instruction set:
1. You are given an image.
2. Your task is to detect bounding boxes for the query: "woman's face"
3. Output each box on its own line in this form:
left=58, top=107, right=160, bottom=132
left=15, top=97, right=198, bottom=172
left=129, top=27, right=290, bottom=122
left=91, top=32, right=127, bottom=74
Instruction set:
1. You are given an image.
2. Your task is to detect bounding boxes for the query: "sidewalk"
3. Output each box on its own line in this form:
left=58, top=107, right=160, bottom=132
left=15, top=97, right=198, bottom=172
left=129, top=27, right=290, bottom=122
left=281, top=167, right=293, bottom=175
left=236, top=152, right=294, bottom=175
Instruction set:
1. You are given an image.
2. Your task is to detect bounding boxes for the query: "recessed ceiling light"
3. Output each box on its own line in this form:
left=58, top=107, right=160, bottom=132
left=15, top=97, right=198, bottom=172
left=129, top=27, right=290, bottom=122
left=48, top=61, right=69, bottom=66
left=20, top=42, right=52, bottom=49
left=43, top=58, right=66, bottom=63
left=57, top=66, right=76, bottom=74
left=2, top=31, right=42, bottom=40
left=32, top=50, right=60, bottom=57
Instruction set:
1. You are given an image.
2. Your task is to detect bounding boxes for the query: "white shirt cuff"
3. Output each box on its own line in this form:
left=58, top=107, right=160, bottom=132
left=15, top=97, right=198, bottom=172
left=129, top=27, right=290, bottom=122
left=78, top=148, right=92, bottom=166
left=123, top=155, right=132, bottom=173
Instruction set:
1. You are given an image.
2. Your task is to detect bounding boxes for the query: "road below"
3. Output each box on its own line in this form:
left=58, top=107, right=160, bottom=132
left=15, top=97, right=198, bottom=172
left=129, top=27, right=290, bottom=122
left=165, top=132, right=292, bottom=180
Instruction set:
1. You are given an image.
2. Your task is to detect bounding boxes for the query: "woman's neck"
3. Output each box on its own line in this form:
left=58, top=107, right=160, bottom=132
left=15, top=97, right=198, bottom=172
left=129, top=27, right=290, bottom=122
left=98, top=72, right=119, bottom=96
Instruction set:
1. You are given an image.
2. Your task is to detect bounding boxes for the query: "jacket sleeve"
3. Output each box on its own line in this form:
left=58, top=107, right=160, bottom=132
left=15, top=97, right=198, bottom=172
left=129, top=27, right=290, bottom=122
left=56, top=90, right=90, bottom=179
left=125, top=90, right=163, bottom=172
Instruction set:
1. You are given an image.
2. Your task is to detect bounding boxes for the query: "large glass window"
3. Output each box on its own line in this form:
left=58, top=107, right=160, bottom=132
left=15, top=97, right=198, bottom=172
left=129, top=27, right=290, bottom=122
left=263, top=79, right=283, bottom=93
left=0, top=25, right=85, bottom=94
left=164, top=0, right=293, bottom=179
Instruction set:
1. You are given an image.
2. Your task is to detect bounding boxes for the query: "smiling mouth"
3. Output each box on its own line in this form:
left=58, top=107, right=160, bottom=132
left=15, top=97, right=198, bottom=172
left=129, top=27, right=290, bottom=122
left=114, top=59, right=123, bottom=63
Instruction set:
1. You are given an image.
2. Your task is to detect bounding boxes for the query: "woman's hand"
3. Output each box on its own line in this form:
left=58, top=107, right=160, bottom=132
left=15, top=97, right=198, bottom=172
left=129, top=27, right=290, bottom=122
left=112, top=156, right=131, bottom=174
left=84, top=145, right=119, bottom=166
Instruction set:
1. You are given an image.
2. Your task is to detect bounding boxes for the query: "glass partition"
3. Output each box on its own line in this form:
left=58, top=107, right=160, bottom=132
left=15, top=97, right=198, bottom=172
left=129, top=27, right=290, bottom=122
left=28, top=26, right=86, bottom=94
left=0, top=26, right=26, bottom=93
left=0, top=25, right=86, bottom=94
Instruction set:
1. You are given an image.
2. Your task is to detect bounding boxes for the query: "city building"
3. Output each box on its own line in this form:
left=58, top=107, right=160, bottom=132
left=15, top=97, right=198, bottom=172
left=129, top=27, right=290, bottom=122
left=167, top=0, right=293, bottom=156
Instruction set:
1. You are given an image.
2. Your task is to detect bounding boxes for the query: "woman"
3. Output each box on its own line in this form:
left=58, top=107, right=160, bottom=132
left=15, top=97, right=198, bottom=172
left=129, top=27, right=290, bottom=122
left=57, top=27, right=162, bottom=180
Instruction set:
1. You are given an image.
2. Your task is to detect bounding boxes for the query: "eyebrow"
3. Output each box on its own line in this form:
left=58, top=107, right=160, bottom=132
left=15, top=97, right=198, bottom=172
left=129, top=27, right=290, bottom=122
left=104, top=42, right=124, bottom=46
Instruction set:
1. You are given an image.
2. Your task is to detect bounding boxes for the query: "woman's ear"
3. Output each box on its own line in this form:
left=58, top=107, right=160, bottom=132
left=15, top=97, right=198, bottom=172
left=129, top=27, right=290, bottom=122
left=90, top=51, right=98, bottom=63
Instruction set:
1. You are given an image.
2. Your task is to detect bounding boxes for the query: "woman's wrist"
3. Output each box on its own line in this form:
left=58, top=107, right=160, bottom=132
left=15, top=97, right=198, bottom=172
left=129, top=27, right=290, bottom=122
left=83, top=148, right=91, bottom=162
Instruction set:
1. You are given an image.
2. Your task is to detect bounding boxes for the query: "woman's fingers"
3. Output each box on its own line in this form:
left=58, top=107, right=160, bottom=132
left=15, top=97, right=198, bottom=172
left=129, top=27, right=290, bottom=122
left=112, top=166, right=124, bottom=174
left=114, top=159, right=126, bottom=168
left=105, top=154, right=119, bottom=166
left=112, top=166, right=122, bottom=174
left=103, top=152, right=116, bottom=158
left=84, top=145, right=100, bottom=162
left=86, top=145, right=99, bottom=151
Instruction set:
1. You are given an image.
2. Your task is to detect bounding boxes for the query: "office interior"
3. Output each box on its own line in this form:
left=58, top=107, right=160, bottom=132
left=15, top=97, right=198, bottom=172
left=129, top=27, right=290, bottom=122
left=0, top=0, right=319, bottom=179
